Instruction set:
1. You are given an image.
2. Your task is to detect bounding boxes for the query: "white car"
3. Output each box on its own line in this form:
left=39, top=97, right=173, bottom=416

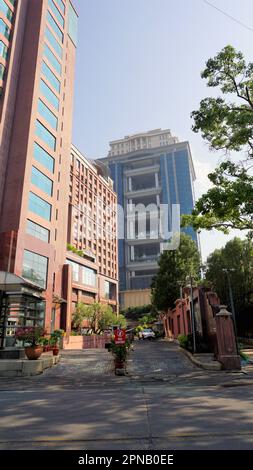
left=140, top=328, right=156, bottom=340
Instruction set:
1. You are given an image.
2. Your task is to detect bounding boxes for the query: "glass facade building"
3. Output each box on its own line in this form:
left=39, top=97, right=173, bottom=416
left=99, top=129, right=198, bottom=292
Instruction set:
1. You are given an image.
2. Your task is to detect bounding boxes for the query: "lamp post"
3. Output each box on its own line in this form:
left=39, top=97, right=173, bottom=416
left=222, top=268, right=239, bottom=354
left=186, top=275, right=196, bottom=354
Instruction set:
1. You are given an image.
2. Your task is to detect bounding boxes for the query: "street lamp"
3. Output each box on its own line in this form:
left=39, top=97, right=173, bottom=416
left=185, top=275, right=197, bottom=354
left=222, top=268, right=239, bottom=354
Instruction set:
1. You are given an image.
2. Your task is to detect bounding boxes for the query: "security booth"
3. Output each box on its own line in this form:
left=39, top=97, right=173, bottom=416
left=0, top=272, right=45, bottom=359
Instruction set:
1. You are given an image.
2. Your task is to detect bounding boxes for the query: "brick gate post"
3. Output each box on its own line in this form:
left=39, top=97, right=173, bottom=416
left=215, top=305, right=241, bottom=370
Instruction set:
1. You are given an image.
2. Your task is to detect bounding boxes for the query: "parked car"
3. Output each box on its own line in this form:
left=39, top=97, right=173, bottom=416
left=139, top=328, right=156, bottom=340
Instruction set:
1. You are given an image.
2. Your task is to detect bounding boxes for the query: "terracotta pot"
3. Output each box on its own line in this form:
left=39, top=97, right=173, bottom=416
left=114, top=359, right=125, bottom=369
left=53, top=347, right=59, bottom=356
left=25, top=346, right=43, bottom=361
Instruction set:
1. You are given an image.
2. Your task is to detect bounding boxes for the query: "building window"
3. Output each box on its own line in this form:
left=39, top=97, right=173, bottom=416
left=0, top=0, right=13, bottom=22
left=68, top=2, right=78, bottom=47
left=0, top=63, right=5, bottom=80
left=22, top=250, right=48, bottom=289
left=28, top=192, right=52, bottom=221
left=66, top=260, right=79, bottom=282
left=47, top=11, right=64, bottom=43
left=40, top=79, right=59, bottom=111
left=36, top=120, right=56, bottom=151
left=45, top=26, right=63, bottom=59
left=0, top=40, right=8, bottom=60
left=38, top=99, right=58, bottom=130
left=26, top=220, right=50, bottom=243
left=177, top=315, right=181, bottom=335
left=82, top=266, right=96, bottom=287
left=31, top=166, right=53, bottom=196
left=34, top=142, right=55, bottom=173
left=44, top=44, right=62, bottom=76
left=54, top=0, right=65, bottom=14
left=104, top=281, right=116, bottom=300
left=42, top=61, right=60, bottom=94
left=48, top=0, right=65, bottom=28
left=0, top=18, right=10, bottom=39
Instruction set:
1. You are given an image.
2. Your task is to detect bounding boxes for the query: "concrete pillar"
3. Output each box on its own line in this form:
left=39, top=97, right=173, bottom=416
left=155, top=173, right=159, bottom=188
left=215, top=305, right=241, bottom=370
left=61, top=264, right=73, bottom=336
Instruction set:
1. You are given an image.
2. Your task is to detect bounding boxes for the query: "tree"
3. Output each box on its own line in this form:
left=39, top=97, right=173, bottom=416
left=182, top=45, right=253, bottom=233
left=72, top=302, right=123, bottom=333
left=205, top=236, right=253, bottom=335
left=151, top=233, right=200, bottom=311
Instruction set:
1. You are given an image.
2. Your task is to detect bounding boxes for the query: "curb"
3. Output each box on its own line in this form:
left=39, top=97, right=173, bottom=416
left=180, top=347, right=222, bottom=371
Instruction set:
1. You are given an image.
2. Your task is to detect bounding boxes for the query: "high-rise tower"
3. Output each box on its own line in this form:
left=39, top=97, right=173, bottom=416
left=0, top=0, right=78, bottom=330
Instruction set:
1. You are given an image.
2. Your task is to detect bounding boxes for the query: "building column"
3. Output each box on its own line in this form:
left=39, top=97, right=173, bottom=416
left=61, top=264, right=73, bottom=336
left=155, top=173, right=159, bottom=188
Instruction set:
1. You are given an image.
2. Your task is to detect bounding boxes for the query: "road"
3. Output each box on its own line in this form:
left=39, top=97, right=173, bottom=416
left=0, top=340, right=253, bottom=450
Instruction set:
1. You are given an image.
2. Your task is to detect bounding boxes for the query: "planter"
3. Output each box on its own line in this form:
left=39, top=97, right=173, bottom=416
left=52, top=347, right=60, bottom=356
left=25, top=346, right=43, bottom=361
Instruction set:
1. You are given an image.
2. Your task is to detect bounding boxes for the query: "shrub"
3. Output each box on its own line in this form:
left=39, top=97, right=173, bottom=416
left=178, top=334, right=189, bottom=349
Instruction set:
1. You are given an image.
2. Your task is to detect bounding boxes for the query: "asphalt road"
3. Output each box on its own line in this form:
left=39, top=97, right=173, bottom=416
left=1, top=340, right=253, bottom=450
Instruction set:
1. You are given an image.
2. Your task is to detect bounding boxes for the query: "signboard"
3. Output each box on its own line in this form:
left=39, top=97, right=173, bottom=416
left=114, top=328, right=126, bottom=345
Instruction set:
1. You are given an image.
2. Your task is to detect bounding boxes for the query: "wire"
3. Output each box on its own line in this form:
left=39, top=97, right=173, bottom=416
left=202, top=0, right=253, bottom=34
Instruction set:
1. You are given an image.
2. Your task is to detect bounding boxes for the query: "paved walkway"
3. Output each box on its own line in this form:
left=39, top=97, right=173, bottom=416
left=1, top=340, right=253, bottom=449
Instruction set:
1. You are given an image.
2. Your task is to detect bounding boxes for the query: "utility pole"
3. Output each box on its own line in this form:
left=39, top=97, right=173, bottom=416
left=186, top=275, right=196, bottom=354
left=222, top=268, right=239, bottom=354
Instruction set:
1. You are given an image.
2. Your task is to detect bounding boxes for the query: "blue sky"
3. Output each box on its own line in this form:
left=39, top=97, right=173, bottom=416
left=72, top=0, right=253, bottom=260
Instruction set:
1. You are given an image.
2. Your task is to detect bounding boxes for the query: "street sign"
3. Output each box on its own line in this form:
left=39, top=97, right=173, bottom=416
left=114, top=328, right=126, bottom=345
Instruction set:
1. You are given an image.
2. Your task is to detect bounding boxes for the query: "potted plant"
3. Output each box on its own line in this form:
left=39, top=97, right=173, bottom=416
left=50, top=329, right=64, bottom=356
left=15, top=326, right=46, bottom=360
left=110, top=341, right=129, bottom=374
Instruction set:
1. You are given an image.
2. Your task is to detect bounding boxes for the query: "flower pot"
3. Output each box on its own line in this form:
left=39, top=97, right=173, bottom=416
left=25, top=346, right=43, bottom=361
left=114, top=358, right=125, bottom=369
left=53, top=347, right=59, bottom=356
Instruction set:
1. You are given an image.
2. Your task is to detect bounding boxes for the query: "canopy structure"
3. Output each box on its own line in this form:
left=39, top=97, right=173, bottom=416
left=0, top=272, right=45, bottom=350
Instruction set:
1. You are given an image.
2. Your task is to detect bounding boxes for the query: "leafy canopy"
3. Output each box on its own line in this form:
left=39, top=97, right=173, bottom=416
left=151, top=233, right=200, bottom=311
left=182, top=45, right=253, bottom=232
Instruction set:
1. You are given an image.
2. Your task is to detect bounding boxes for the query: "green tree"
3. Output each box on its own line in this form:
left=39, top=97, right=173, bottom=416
left=182, top=45, right=253, bottom=232
left=72, top=302, right=123, bottom=333
left=205, top=236, right=253, bottom=334
left=151, top=233, right=200, bottom=311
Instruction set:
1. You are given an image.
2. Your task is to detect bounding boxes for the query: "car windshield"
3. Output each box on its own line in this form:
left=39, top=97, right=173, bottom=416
left=143, top=329, right=152, bottom=332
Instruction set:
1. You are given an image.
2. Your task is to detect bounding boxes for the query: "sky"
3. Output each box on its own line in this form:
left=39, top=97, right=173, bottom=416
left=71, top=0, right=253, bottom=260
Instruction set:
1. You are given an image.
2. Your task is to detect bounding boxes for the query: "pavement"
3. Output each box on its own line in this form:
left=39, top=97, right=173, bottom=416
left=1, top=340, right=253, bottom=450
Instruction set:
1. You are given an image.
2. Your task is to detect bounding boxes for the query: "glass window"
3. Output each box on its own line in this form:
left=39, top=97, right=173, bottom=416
left=26, top=220, right=50, bottom=243
left=0, top=19, right=10, bottom=39
left=44, top=44, right=62, bottom=76
left=38, top=99, right=58, bottom=130
left=42, top=61, right=60, bottom=94
left=36, top=120, right=56, bottom=151
left=82, top=266, right=97, bottom=287
left=47, top=11, right=63, bottom=43
left=54, top=0, right=65, bottom=14
left=34, top=142, right=54, bottom=173
left=31, top=166, right=53, bottom=196
left=28, top=192, right=52, bottom=221
left=40, top=79, right=59, bottom=111
left=66, top=260, right=79, bottom=282
left=45, top=26, right=62, bottom=59
left=22, top=250, right=48, bottom=289
left=0, top=63, right=5, bottom=80
left=68, top=2, right=78, bottom=47
left=0, top=40, right=8, bottom=60
left=0, top=0, right=13, bottom=22
left=48, top=0, right=64, bottom=28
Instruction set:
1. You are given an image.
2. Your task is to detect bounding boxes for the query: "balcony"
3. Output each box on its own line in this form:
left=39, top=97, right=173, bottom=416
left=125, top=186, right=161, bottom=198
left=124, top=164, right=160, bottom=177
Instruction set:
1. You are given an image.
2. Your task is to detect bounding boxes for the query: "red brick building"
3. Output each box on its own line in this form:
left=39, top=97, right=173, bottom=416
left=61, top=145, right=119, bottom=334
left=0, top=0, right=78, bottom=331
left=162, top=286, right=220, bottom=348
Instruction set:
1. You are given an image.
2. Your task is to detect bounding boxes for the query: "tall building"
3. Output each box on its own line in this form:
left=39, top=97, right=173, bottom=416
left=0, top=0, right=78, bottom=331
left=99, top=128, right=198, bottom=307
left=61, top=145, right=118, bottom=332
